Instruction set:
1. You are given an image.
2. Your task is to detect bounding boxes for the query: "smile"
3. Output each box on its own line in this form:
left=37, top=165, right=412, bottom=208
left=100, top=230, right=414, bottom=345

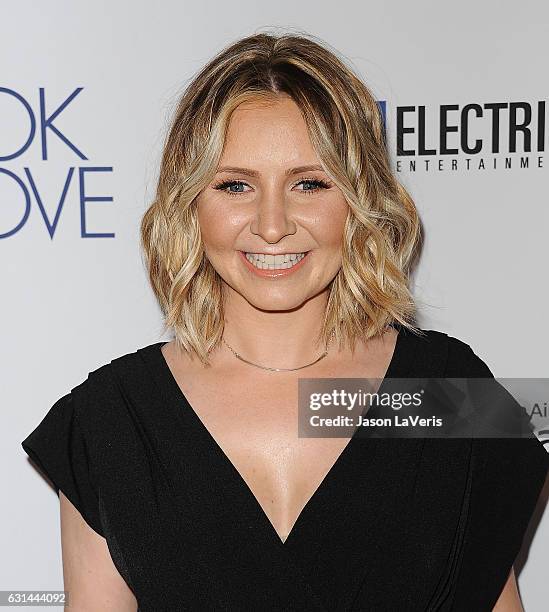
left=239, top=250, right=310, bottom=277
left=245, top=252, right=306, bottom=270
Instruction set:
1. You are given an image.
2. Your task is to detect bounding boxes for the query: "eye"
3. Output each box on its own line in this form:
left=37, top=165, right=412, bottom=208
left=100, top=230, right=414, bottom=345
left=212, top=177, right=332, bottom=197
left=212, top=179, right=250, bottom=197
left=294, top=177, right=332, bottom=195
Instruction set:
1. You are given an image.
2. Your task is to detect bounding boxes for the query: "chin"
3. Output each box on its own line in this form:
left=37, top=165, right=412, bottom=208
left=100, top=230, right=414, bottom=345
left=242, top=290, right=310, bottom=312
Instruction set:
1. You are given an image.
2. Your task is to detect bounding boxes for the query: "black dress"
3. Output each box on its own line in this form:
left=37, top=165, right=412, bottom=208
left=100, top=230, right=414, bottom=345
left=21, top=326, right=549, bottom=611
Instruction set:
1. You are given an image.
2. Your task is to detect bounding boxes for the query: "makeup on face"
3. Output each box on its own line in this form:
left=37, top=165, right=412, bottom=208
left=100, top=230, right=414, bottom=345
left=197, top=97, right=349, bottom=308
left=239, top=250, right=311, bottom=278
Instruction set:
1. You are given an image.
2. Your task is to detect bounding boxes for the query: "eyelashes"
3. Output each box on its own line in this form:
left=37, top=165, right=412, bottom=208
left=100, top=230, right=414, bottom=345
left=212, top=177, right=332, bottom=197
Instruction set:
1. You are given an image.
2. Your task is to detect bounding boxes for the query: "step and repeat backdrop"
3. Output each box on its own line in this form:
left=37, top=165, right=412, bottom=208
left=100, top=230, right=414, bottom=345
left=3, top=1, right=548, bottom=609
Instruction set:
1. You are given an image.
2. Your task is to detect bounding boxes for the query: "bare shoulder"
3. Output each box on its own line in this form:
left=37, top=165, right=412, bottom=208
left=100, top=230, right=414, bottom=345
left=60, top=493, right=137, bottom=611
left=344, top=325, right=399, bottom=375
left=160, top=338, right=205, bottom=378
left=378, top=325, right=399, bottom=352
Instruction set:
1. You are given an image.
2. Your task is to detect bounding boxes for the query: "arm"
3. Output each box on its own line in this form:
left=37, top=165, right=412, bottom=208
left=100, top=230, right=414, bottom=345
left=60, top=492, right=137, bottom=611
left=492, top=566, right=524, bottom=612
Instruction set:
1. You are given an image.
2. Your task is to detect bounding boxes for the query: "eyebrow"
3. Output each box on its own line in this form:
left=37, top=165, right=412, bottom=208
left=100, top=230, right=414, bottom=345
left=215, top=164, right=325, bottom=177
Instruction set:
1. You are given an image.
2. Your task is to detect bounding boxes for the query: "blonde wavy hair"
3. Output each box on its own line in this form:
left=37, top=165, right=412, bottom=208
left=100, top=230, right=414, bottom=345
left=141, top=30, right=424, bottom=365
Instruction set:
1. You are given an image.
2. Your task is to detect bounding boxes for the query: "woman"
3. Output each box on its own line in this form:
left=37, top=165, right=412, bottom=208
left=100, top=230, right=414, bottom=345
left=21, top=32, right=548, bottom=611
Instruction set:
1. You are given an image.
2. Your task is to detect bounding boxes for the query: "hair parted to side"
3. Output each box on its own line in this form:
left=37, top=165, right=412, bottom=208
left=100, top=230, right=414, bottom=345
left=141, top=29, right=425, bottom=366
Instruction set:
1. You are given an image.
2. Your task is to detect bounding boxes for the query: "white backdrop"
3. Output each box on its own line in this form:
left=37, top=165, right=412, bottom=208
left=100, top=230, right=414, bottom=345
left=3, top=1, right=548, bottom=609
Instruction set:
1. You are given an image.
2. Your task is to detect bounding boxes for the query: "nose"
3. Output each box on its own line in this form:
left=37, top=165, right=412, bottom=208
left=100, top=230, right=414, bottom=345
left=249, top=192, right=297, bottom=244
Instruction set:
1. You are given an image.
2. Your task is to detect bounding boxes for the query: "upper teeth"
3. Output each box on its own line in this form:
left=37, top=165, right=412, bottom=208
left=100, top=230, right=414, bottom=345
left=245, top=252, right=306, bottom=269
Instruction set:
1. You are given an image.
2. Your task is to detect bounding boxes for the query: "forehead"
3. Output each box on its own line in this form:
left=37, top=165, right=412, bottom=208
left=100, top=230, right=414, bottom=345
left=221, top=96, right=318, bottom=166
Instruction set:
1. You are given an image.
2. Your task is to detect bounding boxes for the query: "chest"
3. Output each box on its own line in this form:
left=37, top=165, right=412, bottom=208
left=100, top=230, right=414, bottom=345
left=160, top=336, right=397, bottom=543
left=91, top=337, right=481, bottom=610
left=172, top=371, right=354, bottom=542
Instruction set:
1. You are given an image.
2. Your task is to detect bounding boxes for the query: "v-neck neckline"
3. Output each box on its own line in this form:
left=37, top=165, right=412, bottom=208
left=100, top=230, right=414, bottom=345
left=146, top=325, right=409, bottom=550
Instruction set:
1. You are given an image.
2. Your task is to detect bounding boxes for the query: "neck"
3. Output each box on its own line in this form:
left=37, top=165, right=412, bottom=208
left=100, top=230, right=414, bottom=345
left=219, top=287, right=332, bottom=369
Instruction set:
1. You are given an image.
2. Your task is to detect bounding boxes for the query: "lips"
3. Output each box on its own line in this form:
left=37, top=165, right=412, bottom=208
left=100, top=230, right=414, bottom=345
left=244, top=252, right=306, bottom=270
left=239, top=250, right=310, bottom=277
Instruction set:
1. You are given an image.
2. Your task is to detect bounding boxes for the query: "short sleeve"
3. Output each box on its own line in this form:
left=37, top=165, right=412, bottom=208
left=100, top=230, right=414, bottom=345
left=21, top=393, right=105, bottom=538
left=447, top=338, right=549, bottom=609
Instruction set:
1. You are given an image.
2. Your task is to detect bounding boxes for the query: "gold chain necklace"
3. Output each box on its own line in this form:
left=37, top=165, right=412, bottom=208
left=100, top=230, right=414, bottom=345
left=221, top=330, right=335, bottom=372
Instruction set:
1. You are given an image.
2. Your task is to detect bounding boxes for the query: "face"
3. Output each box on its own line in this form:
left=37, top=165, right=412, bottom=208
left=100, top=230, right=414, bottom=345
left=196, top=95, right=349, bottom=312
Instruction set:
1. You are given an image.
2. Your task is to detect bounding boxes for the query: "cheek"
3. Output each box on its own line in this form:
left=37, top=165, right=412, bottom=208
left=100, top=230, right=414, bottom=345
left=197, top=203, right=242, bottom=253
left=313, top=198, right=348, bottom=248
